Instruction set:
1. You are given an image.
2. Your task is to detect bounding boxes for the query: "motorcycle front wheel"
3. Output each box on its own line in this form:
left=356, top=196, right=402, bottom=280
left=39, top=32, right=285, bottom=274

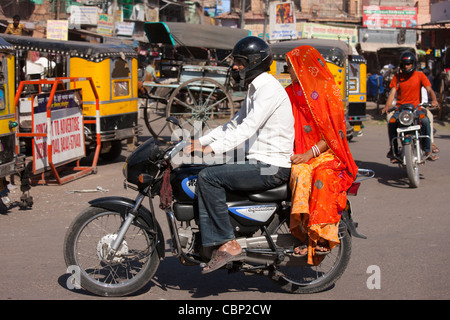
left=63, top=207, right=160, bottom=297
left=266, top=214, right=351, bottom=294
left=404, top=143, right=420, bottom=188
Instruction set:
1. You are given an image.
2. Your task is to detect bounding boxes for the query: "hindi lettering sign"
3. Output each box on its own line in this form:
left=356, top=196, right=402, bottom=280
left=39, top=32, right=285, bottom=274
left=363, top=6, right=418, bottom=29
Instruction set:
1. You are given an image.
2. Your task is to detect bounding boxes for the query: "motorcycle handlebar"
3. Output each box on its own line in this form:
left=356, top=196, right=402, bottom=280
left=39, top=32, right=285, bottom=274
left=163, top=140, right=189, bottom=162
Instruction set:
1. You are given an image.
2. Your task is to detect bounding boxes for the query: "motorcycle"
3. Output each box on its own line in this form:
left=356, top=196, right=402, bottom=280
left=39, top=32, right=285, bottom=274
left=63, top=117, right=373, bottom=297
left=389, top=103, right=431, bottom=188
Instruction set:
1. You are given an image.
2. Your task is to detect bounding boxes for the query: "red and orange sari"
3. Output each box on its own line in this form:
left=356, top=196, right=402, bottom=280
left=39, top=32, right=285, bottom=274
left=285, top=46, right=358, bottom=265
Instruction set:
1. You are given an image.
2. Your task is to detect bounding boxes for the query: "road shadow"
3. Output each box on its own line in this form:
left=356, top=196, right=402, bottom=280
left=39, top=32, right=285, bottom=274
left=355, top=160, right=420, bottom=189
left=56, top=251, right=289, bottom=299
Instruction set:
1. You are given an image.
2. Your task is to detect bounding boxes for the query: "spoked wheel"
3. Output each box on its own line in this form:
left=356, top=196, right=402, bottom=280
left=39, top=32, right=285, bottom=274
left=404, top=143, right=420, bottom=188
left=63, top=207, right=160, bottom=297
left=266, top=214, right=352, bottom=294
left=166, top=77, right=234, bottom=139
left=142, top=87, right=173, bottom=142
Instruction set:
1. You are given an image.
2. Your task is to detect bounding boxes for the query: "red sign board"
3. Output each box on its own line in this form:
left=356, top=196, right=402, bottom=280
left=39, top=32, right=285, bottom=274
left=363, top=6, right=418, bottom=28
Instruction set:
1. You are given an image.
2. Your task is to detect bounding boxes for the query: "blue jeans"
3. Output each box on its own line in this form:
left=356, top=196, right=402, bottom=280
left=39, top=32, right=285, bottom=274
left=196, top=162, right=291, bottom=247
left=388, top=112, right=432, bottom=153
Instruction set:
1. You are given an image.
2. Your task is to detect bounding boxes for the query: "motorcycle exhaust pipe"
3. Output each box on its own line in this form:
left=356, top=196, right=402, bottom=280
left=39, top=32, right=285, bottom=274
left=237, top=235, right=310, bottom=267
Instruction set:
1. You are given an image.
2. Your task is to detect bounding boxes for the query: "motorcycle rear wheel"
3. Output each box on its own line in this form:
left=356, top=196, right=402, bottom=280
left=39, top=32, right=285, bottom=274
left=266, top=214, right=351, bottom=294
left=63, top=207, right=160, bottom=297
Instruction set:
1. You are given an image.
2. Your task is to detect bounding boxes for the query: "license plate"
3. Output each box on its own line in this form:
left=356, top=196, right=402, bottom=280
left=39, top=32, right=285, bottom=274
left=397, top=125, right=420, bottom=133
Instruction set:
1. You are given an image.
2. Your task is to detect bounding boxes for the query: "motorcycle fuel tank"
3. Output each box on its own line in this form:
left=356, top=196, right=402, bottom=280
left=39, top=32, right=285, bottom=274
left=170, top=165, right=205, bottom=203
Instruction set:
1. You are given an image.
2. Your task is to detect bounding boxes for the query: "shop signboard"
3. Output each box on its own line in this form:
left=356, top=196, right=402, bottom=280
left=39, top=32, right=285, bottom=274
left=33, top=89, right=85, bottom=173
left=363, top=6, right=418, bottom=29
left=269, top=1, right=297, bottom=40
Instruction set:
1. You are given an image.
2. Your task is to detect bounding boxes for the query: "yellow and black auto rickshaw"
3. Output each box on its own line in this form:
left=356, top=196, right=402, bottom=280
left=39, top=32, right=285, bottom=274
left=1, top=34, right=141, bottom=161
left=269, top=39, right=367, bottom=139
left=0, top=36, right=31, bottom=210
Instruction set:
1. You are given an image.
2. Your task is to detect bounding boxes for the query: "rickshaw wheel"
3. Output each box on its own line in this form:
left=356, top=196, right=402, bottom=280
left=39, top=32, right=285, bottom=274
left=142, top=87, right=173, bottom=142
left=166, top=77, right=234, bottom=140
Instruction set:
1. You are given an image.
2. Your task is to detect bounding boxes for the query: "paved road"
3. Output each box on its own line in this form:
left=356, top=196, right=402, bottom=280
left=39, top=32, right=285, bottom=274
left=1, top=106, right=450, bottom=300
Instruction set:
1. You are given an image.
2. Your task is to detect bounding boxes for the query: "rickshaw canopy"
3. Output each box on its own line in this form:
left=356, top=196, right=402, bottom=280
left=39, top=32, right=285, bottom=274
left=143, top=22, right=250, bottom=50
left=1, top=34, right=137, bottom=62
left=270, top=39, right=352, bottom=67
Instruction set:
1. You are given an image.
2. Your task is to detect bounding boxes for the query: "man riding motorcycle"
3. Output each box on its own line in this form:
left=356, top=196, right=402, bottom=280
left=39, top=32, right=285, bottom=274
left=185, top=36, right=295, bottom=274
left=382, top=51, right=439, bottom=162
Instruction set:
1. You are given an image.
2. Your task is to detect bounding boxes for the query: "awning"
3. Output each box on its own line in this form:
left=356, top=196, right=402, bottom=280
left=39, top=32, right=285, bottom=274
left=1, top=34, right=137, bottom=62
left=270, top=39, right=351, bottom=67
left=358, top=42, right=416, bottom=53
left=144, top=22, right=250, bottom=50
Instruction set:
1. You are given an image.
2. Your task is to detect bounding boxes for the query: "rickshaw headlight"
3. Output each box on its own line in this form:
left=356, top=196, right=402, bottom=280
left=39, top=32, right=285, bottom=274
left=399, top=110, right=413, bottom=126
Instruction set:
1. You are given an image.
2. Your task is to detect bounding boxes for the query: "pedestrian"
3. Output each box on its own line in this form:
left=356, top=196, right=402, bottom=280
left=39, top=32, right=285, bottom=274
left=4, top=15, right=27, bottom=35
left=144, top=58, right=158, bottom=83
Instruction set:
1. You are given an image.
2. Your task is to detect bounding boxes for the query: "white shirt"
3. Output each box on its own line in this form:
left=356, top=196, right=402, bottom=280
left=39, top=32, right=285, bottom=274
left=199, top=72, right=294, bottom=168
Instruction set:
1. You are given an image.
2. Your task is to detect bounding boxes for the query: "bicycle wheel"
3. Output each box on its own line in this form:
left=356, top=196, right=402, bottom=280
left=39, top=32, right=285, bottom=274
left=143, top=87, right=173, bottom=142
left=166, top=77, right=234, bottom=139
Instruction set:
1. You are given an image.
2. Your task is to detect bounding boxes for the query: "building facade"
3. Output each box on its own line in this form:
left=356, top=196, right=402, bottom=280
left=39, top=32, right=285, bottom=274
left=0, top=0, right=448, bottom=53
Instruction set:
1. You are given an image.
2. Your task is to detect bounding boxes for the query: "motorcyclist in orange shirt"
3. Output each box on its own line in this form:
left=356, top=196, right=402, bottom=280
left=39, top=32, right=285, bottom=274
left=382, top=51, right=439, bottom=162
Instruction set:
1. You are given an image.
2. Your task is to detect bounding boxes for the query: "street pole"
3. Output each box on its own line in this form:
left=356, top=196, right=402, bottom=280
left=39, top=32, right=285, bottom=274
left=112, top=0, right=118, bottom=36
left=240, top=0, right=245, bottom=28
left=56, top=0, right=60, bottom=20
left=263, top=0, right=269, bottom=40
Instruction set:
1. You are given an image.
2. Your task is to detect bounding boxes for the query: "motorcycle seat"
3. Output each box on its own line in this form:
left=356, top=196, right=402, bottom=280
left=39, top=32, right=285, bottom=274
left=247, top=183, right=290, bottom=202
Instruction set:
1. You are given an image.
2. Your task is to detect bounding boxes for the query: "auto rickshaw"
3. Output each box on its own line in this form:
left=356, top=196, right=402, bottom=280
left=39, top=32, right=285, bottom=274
left=1, top=34, right=141, bottom=161
left=0, top=36, right=31, bottom=210
left=269, top=39, right=367, bottom=139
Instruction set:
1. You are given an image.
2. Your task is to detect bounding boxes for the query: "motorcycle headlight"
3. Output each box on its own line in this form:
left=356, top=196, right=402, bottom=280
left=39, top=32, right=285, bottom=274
left=399, top=110, right=413, bottom=126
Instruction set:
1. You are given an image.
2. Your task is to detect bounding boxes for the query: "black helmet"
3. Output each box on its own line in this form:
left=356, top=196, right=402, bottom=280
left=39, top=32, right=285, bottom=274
left=399, top=51, right=416, bottom=74
left=231, top=36, right=272, bottom=89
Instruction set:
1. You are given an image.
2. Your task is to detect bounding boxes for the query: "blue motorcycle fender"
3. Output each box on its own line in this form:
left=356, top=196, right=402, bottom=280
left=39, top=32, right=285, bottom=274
left=88, top=196, right=165, bottom=259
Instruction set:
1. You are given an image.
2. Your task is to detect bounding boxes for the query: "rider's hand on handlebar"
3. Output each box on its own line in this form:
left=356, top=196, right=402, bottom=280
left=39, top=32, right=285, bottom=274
left=431, top=100, right=439, bottom=108
left=184, top=139, right=213, bottom=155
left=381, top=106, right=389, bottom=114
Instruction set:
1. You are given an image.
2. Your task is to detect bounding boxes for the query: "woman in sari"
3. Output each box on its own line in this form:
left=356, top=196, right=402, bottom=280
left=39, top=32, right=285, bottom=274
left=285, top=45, right=358, bottom=265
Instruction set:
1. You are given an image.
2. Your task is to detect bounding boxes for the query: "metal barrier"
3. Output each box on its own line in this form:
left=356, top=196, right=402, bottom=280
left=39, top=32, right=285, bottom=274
left=14, top=77, right=101, bottom=185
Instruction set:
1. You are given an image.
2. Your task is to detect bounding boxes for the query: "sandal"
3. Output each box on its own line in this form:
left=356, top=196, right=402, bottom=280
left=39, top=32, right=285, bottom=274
left=314, top=240, right=331, bottom=256
left=293, top=245, right=307, bottom=257
left=425, top=152, right=439, bottom=161
left=202, top=250, right=243, bottom=274
left=432, top=143, right=440, bottom=153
